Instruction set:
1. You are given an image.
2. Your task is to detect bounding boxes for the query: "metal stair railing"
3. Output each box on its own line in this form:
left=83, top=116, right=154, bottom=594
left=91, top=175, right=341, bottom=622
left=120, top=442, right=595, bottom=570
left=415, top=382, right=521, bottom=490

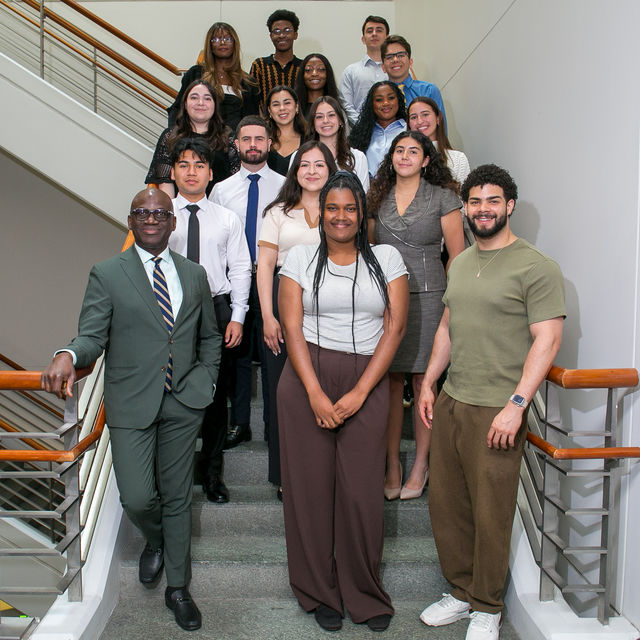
left=517, top=365, right=640, bottom=624
left=0, top=0, right=180, bottom=146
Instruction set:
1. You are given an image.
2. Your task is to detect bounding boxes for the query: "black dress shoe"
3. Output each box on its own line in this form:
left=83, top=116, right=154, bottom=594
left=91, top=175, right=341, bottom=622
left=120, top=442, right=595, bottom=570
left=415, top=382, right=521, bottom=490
left=366, top=613, right=392, bottom=631
left=139, top=543, right=163, bottom=586
left=276, top=487, right=283, bottom=502
left=224, top=423, right=251, bottom=450
left=204, top=476, right=230, bottom=503
left=314, top=604, right=342, bottom=631
left=165, top=586, right=202, bottom=631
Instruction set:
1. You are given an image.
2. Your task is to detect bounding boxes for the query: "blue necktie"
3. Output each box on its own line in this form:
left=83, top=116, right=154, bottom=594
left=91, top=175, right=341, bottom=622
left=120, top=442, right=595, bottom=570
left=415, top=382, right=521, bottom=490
left=152, top=257, right=174, bottom=392
left=245, top=174, right=260, bottom=264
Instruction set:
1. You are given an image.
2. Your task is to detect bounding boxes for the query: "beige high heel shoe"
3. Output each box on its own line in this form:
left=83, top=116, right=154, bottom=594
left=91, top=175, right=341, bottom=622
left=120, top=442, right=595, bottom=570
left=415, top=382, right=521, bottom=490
left=384, top=469, right=403, bottom=501
left=400, top=468, right=429, bottom=500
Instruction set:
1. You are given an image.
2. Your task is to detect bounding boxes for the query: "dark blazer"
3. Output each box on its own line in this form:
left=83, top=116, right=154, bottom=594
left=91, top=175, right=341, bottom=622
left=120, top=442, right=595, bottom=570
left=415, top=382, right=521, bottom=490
left=66, top=246, right=221, bottom=428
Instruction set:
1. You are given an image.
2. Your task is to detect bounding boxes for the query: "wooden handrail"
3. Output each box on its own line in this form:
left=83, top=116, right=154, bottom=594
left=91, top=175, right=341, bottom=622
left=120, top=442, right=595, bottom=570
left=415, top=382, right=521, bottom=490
left=0, top=353, right=24, bottom=370
left=56, top=0, right=181, bottom=75
left=20, top=0, right=177, bottom=99
left=547, top=366, right=639, bottom=389
left=527, top=432, right=640, bottom=461
left=0, top=365, right=95, bottom=391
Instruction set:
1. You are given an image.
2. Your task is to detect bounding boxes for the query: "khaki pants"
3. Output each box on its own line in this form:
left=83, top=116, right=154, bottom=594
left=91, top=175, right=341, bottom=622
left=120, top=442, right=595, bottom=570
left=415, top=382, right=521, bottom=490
left=429, top=391, right=527, bottom=613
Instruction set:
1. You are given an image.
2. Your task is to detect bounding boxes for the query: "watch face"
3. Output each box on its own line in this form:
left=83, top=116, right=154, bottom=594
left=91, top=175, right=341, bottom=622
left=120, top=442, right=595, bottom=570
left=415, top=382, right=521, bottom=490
left=511, top=394, right=526, bottom=407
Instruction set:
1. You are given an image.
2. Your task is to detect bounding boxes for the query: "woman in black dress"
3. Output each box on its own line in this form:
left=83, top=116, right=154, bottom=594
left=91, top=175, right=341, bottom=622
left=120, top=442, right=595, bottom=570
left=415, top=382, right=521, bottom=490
left=293, top=53, right=339, bottom=120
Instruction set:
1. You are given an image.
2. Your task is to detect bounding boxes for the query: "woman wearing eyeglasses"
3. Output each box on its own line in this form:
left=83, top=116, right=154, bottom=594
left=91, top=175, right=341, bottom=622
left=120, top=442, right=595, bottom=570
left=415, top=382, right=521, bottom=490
left=167, top=22, right=259, bottom=132
left=293, top=53, right=339, bottom=120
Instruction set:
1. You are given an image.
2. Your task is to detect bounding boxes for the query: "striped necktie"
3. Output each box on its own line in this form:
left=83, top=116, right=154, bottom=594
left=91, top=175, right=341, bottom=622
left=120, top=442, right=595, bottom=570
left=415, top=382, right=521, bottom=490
left=398, top=83, right=406, bottom=96
left=152, top=257, right=174, bottom=392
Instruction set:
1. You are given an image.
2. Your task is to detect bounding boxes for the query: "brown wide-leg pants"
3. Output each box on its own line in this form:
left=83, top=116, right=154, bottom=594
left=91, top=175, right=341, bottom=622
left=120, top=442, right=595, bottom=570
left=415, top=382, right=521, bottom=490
left=278, top=343, right=394, bottom=623
left=429, top=391, right=527, bottom=613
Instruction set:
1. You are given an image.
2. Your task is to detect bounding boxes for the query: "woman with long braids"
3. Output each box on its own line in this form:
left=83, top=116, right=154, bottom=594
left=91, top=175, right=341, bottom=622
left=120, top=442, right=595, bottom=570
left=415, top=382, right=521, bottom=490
left=276, top=172, right=409, bottom=633
left=349, top=80, right=407, bottom=178
left=167, top=22, right=259, bottom=131
left=256, top=140, right=337, bottom=500
left=368, top=130, right=464, bottom=501
left=146, top=80, right=238, bottom=197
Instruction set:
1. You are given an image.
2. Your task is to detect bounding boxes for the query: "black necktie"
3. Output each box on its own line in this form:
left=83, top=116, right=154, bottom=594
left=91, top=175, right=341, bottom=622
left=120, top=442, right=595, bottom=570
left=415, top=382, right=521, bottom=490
left=186, top=204, right=200, bottom=263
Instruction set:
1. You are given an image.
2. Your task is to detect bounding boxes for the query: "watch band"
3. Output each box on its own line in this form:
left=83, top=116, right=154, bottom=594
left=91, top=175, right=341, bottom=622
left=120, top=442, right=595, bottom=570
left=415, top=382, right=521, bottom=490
left=509, top=393, right=528, bottom=408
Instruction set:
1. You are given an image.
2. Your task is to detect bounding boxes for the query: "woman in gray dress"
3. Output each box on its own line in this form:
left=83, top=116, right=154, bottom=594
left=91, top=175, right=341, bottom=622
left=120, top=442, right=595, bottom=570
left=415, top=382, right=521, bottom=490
left=368, top=131, right=465, bottom=500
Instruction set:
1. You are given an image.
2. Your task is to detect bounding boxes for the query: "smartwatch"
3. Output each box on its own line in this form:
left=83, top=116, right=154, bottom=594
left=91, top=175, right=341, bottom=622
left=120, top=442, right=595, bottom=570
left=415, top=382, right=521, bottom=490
left=509, top=394, right=528, bottom=408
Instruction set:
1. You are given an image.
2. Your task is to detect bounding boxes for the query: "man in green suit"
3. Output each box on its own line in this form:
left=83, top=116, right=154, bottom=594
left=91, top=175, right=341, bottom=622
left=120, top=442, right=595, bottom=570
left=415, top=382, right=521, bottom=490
left=41, top=188, right=221, bottom=632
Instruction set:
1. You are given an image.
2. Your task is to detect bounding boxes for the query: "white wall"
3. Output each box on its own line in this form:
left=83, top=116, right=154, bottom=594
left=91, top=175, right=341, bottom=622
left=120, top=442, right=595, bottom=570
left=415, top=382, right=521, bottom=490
left=398, top=0, right=640, bottom=626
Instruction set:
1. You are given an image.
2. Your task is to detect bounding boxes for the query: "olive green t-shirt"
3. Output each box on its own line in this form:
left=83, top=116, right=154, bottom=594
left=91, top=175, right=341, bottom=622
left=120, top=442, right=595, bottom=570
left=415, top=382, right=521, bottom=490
left=442, top=238, right=565, bottom=407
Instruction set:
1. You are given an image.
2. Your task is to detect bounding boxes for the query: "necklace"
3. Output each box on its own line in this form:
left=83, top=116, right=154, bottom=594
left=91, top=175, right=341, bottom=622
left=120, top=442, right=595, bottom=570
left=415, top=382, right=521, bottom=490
left=476, top=243, right=507, bottom=278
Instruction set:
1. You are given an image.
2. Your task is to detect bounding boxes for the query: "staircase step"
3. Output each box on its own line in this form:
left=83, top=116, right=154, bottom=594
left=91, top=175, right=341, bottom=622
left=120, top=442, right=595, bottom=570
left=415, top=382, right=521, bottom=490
left=100, top=596, right=522, bottom=639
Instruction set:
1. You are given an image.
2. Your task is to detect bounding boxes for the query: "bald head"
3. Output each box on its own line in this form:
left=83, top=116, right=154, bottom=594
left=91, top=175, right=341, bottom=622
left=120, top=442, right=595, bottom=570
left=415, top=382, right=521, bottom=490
left=128, top=188, right=176, bottom=256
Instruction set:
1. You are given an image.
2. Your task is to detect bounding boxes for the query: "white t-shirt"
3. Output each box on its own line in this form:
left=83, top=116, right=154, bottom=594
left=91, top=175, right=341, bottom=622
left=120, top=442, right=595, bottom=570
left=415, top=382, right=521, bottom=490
left=279, top=243, right=408, bottom=355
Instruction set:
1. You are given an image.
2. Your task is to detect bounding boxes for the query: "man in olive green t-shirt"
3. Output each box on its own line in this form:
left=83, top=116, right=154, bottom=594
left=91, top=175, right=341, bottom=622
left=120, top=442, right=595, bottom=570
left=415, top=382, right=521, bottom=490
left=417, top=165, right=565, bottom=640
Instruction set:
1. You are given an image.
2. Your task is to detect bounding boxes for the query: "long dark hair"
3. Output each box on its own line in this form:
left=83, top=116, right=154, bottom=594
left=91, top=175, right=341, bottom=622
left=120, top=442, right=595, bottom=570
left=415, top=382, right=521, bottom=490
left=265, top=85, right=307, bottom=148
left=407, top=96, right=453, bottom=160
left=266, top=140, right=337, bottom=215
left=294, top=53, right=339, bottom=109
left=368, top=130, right=459, bottom=214
left=169, top=79, right=230, bottom=152
left=311, top=172, right=391, bottom=356
left=348, top=81, right=407, bottom=152
left=308, top=96, right=355, bottom=172
left=201, top=22, right=254, bottom=103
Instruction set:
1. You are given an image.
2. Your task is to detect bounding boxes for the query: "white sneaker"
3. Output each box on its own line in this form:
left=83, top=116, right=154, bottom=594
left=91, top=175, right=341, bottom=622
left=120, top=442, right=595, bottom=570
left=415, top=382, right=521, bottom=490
left=420, top=593, right=471, bottom=626
left=465, top=611, right=502, bottom=640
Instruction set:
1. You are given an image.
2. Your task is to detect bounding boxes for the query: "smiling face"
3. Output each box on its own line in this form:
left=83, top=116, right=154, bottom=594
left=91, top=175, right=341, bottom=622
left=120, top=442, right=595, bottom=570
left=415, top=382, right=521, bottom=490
left=210, top=28, right=234, bottom=60
left=372, top=85, right=399, bottom=128
left=269, top=20, right=297, bottom=53
left=465, top=184, right=515, bottom=239
left=185, top=84, right=214, bottom=128
left=323, top=187, right=360, bottom=246
left=382, top=43, right=412, bottom=82
left=303, top=56, right=327, bottom=93
left=171, top=150, right=212, bottom=201
left=314, top=101, right=340, bottom=139
left=268, top=90, right=297, bottom=126
left=391, top=137, right=429, bottom=179
left=297, top=147, right=330, bottom=193
left=235, top=124, right=270, bottom=166
left=128, top=189, right=176, bottom=256
left=408, top=102, right=439, bottom=141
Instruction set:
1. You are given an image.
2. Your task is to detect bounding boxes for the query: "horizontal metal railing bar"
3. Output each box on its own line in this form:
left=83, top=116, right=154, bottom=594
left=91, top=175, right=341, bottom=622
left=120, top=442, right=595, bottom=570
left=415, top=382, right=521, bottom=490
left=0, top=418, right=54, bottom=450
left=0, top=547, right=61, bottom=556
left=0, top=482, right=54, bottom=511
left=543, top=532, right=607, bottom=555
left=57, top=566, right=81, bottom=594
left=0, top=495, right=77, bottom=520
left=547, top=366, right=639, bottom=389
left=540, top=421, right=612, bottom=438
left=0, top=585, right=63, bottom=595
left=55, top=530, right=80, bottom=554
left=543, top=459, right=609, bottom=477
left=545, top=494, right=608, bottom=516
left=57, top=0, right=181, bottom=75
left=541, top=567, right=606, bottom=594
left=0, top=466, right=73, bottom=480
left=0, top=424, right=78, bottom=439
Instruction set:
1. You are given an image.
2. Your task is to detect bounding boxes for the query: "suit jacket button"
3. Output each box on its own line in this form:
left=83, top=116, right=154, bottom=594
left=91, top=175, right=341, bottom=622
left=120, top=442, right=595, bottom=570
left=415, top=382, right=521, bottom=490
left=161, top=366, right=166, bottom=372
left=169, top=338, right=173, bottom=344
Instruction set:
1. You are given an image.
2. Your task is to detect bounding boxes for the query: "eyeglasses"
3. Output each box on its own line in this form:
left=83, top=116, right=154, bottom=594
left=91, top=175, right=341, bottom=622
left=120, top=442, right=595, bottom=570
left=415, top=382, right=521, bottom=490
left=211, top=36, right=234, bottom=45
left=130, top=208, right=173, bottom=221
left=383, top=51, right=409, bottom=62
left=271, top=27, right=293, bottom=36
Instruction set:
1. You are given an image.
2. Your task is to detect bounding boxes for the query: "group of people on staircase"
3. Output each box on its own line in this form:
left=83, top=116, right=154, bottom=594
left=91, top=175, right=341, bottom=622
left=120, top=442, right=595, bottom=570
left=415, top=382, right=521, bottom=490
left=40, top=8, right=566, bottom=640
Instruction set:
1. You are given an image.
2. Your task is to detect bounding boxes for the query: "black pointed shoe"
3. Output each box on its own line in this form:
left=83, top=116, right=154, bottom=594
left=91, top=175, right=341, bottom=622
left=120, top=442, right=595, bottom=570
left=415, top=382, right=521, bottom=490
left=165, top=586, right=202, bottom=631
left=138, top=543, right=163, bottom=586
left=224, top=423, right=252, bottom=449
left=204, top=475, right=230, bottom=503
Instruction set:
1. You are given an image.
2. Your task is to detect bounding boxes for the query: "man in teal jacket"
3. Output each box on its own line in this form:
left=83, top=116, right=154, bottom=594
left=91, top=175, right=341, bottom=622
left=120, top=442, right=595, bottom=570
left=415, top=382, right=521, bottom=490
left=42, top=188, right=221, bottom=632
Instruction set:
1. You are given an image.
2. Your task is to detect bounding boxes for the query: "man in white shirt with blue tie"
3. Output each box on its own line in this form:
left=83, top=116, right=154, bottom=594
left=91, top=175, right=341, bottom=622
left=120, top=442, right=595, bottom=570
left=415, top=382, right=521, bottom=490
left=210, top=116, right=285, bottom=450
left=169, top=137, right=251, bottom=504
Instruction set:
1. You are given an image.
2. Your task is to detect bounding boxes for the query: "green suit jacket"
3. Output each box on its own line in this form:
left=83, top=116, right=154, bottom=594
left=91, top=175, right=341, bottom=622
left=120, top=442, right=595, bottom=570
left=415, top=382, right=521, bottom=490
left=66, top=245, right=221, bottom=428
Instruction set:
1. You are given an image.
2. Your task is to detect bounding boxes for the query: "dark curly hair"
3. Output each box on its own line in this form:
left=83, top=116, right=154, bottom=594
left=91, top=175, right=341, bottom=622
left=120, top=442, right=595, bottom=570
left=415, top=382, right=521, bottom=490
left=294, top=53, right=339, bottom=114
left=348, top=81, right=406, bottom=152
left=265, top=85, right=307, bottom=148
left=461, top=164, right=518, bottom=204
left=309, top=172, right=390, bottom=358
left=266, top=140, right=337, bottom=215
left=169, top=79, right=230, bottom=152
left=307, top=96, right=354, bottom=172
left=368, top=130, right=459, bottom=214
left=267, top=9, right=299, bottom=31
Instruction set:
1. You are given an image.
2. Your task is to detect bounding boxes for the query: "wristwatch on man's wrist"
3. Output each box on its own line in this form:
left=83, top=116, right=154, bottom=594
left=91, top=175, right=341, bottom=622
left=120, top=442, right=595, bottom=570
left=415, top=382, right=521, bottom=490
left=509, top=393, right=528, bottom=408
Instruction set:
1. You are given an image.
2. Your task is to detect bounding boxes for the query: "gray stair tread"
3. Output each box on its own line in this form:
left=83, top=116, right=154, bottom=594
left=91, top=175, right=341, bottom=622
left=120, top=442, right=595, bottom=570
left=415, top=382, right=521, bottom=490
left=121, top=534, right=438, bottom=566
left=100, top=597, right=521, bottom=640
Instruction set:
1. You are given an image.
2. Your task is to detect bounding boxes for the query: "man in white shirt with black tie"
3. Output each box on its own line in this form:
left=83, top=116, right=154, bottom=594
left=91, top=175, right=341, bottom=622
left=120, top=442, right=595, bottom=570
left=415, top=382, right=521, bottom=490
left=210, top=116, right=285, bottom=451
left=169, top=137, right=251, bottom=504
